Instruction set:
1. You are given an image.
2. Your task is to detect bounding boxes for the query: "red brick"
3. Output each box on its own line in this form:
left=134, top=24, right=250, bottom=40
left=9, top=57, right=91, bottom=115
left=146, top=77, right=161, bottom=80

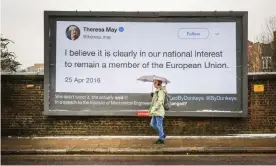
left=1, top=75, right=276, bottom=136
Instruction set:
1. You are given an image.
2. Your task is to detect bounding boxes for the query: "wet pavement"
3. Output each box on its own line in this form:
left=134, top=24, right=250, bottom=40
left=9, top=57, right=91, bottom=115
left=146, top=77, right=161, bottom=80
left=2, top=154, right=276, bottom=165
left=2, top=137, right=276, bottom=154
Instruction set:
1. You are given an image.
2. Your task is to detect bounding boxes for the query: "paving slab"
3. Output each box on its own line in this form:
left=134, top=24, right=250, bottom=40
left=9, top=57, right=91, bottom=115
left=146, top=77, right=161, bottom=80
left=2, top=137, right=276, bottom=154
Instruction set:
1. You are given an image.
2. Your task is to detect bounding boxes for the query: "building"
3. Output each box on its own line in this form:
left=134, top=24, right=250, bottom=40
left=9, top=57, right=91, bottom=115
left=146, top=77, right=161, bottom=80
left=33, top=63, right=44, bottom=72
left=25, top=63, right=44, bottom=72
left=248, top=41, right=262, bottom=72
left=26, top=66, right=34, bottom=72
left=248, top=31, right=276, bottom=72
left=248, top=40, right=255, bottom=72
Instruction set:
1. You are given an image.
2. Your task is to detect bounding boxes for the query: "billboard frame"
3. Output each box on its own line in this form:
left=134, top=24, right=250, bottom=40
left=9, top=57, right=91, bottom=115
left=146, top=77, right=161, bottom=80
left=44, top=11, right=248, bottom=117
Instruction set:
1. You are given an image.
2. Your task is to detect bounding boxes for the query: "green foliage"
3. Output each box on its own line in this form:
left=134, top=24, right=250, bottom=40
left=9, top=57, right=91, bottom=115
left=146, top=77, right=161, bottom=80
left=1, top=36, right=21, bottom=72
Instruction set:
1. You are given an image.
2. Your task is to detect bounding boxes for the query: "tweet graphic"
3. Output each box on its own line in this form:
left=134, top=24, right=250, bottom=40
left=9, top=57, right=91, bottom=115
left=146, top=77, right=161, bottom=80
left=57, top=21, right=236, bottom=94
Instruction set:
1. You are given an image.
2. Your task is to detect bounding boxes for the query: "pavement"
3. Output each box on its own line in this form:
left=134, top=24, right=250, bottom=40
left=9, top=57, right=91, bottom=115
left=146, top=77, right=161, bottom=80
left=1, top=135, right=276, bottom=155
left=3, top=154, right=276, bottom=165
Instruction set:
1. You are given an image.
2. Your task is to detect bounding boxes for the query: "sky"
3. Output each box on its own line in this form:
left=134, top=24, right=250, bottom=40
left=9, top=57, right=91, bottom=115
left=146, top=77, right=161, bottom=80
left=1, top=0, right=276, bottom=69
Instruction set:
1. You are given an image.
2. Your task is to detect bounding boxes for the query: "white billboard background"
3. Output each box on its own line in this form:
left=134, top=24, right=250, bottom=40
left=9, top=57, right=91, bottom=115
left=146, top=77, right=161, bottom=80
left=56, top=21, right=236, bottom=94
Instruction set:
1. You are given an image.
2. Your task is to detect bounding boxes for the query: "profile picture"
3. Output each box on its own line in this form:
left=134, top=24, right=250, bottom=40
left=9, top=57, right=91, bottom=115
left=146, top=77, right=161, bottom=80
left=66, top=25, right=80, bottom=40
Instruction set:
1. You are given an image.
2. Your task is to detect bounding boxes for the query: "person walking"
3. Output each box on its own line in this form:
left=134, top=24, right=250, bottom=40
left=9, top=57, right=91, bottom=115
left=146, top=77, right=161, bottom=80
left=149, top=79, right=167, bottom=144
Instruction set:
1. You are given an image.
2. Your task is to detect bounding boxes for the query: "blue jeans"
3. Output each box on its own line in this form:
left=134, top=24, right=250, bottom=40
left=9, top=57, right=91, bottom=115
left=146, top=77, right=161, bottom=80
left=150, top=116, right=165, bottom=141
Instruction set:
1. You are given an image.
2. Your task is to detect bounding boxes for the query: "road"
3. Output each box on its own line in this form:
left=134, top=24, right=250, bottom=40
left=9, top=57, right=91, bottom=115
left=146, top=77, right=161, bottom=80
left=1, top=154, right=276, bottom=165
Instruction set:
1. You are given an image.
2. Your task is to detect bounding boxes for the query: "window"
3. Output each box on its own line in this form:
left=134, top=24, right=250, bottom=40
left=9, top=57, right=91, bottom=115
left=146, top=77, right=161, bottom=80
left=36, top=68, right=44, bottom=72
left=262, top=56, right=272, bottom=71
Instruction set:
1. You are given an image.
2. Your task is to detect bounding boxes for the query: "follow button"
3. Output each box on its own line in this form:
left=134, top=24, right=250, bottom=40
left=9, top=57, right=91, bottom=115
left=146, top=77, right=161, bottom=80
left=177, top=28, right=210, bottom=39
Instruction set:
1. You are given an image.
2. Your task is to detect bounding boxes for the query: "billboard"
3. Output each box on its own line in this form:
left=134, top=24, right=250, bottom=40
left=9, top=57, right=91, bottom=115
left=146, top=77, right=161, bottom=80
left=44, top=11, right=248, bottom=117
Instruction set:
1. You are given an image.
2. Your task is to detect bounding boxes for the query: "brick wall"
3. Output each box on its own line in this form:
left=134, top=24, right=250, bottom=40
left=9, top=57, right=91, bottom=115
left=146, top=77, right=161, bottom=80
left=1, top=74, right=276, bottom=136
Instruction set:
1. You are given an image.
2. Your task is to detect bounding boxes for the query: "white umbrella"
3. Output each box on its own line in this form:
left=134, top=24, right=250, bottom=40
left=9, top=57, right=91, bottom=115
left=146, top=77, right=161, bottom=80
left=137, top=75, right=171, bottom=84
left=137, top=75, right=170, bottom=92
